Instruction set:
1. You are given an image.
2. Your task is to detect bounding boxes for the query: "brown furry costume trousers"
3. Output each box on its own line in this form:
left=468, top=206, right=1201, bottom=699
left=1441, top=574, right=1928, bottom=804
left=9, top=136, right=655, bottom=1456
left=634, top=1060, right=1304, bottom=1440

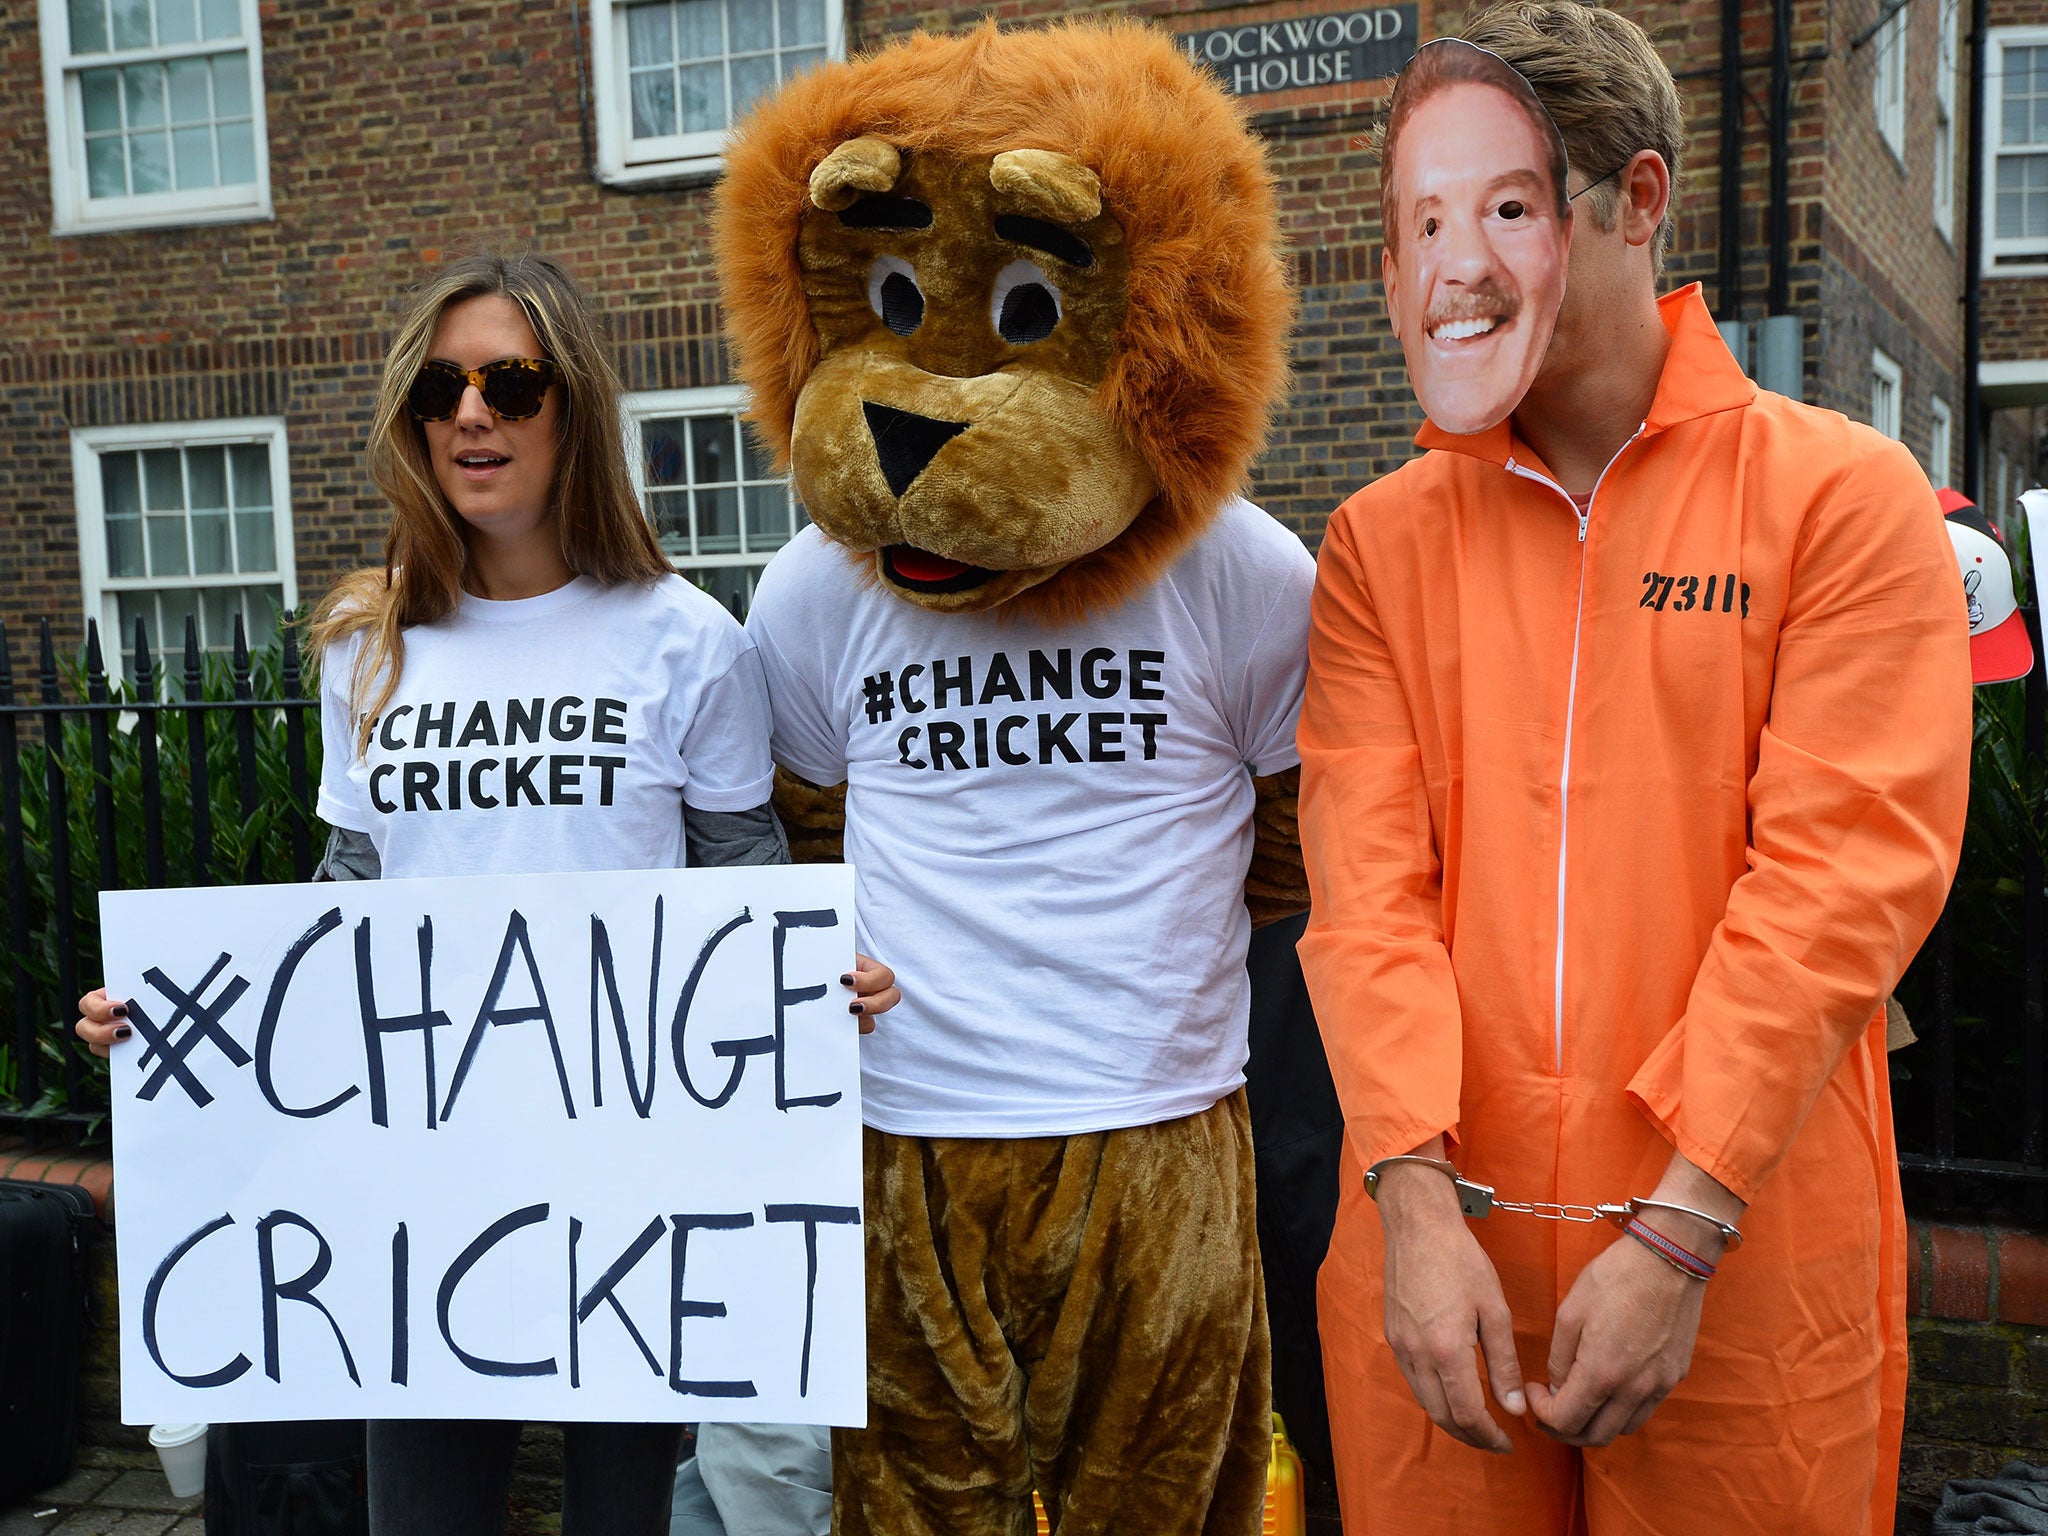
left=832, top=1090, right=1271, bottom=1536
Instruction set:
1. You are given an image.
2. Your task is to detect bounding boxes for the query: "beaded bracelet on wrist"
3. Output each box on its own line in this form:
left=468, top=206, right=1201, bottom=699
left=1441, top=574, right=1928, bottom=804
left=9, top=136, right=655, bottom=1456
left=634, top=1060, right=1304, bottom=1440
left=1622, top=1217, right=1717, bottom=1280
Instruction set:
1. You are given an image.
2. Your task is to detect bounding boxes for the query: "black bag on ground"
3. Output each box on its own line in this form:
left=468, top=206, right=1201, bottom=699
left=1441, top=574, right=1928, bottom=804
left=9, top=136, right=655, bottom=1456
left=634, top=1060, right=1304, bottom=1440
left=1933, top=1461, right=2048, bottom=1534
left=204, top=1420, right=368, bottom=1536
left=0, top=1180, right=97, bottom=1506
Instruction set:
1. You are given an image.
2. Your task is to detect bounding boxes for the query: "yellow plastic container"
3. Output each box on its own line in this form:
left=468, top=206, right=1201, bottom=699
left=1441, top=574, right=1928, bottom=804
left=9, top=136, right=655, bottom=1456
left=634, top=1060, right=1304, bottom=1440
left=1030, top=1414, right=1306, bottom=1535
left=1265, top=1413, right=1305, bottom=1536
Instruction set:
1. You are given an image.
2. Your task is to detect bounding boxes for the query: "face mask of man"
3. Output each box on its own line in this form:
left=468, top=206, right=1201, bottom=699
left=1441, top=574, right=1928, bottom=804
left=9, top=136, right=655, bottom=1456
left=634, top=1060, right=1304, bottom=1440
left=1379, top=39, right=1573, bottom=437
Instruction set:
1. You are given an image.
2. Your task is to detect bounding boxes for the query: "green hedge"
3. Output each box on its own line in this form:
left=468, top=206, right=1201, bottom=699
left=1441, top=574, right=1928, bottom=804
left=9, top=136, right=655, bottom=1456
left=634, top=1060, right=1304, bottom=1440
left=1894, top=678, right=2045, bottom=1176
left=0, top=642, right=322, bottom=1138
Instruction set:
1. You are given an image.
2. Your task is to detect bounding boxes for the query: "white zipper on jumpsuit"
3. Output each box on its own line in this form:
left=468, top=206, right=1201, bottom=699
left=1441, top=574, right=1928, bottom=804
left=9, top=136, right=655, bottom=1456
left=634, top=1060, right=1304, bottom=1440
left=1504, top=424, right=1647, bottom=1073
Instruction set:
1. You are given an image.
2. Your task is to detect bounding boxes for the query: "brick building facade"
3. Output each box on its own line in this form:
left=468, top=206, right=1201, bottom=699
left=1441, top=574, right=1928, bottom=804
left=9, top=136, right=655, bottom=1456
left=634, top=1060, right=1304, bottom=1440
left=0, top=0, right=2041, bottom=654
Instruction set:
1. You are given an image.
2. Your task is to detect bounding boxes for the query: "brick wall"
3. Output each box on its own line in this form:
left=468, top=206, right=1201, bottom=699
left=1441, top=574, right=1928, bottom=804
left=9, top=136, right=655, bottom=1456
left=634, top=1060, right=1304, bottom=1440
left=0, top=0, right=1915, bottom=639
left=1899, top=1221, right=2048, bottom=1534
left=1820, top=250, right=1959, bottom=480
left=0, top=0, right=732, bottom=651
left=1812, top=0, right=1962, bottom=472
left=1976, top=0, right=2045, bottom=503
left=1982, top=0, right=2048, bottom=371
left=1, top=0, right=2040, bottom=636
left=1987, top=279, right=2048, bottom=371
left=1245, top=95, right=1410, bottom=543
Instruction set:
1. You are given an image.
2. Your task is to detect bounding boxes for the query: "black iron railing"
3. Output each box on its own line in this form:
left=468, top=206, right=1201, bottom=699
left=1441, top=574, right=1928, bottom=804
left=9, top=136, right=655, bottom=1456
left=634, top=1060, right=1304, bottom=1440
left=0, top=614, right=317, bottom=1142
left=1895, top=609, right=2048, bottom=1214
left=0, top=608, right=2044, bottom=1208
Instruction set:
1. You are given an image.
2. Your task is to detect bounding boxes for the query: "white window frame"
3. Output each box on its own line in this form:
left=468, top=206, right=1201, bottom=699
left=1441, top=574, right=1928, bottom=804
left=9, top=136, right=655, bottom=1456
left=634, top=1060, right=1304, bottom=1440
left=1872, top=349, right=1904, bottom=439
left=1873, top=0, right=1908, bottom=163
left=589, top=0, right=845, bottom=187
left=1929, top=395, right=1953, bottom=484
left=622, top=384, right=803, bottom=615
left=71, top=417, right=296, bottom=680
left=38, top=0, right=273, bottom=236
left=1987, top=26, right=2048, bottom=274
left=1934, top=0, right=1958, bottom=237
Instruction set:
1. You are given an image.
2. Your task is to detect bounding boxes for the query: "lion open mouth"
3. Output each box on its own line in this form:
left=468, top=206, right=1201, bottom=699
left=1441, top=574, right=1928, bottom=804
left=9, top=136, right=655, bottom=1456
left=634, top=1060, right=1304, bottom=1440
left=880, top=545, right=1001, bottom=593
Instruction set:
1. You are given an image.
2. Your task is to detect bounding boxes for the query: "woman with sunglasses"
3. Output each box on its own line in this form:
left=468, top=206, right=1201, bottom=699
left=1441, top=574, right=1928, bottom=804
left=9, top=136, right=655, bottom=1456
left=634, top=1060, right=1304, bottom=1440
left=76, top=248, right=897, bottom=1536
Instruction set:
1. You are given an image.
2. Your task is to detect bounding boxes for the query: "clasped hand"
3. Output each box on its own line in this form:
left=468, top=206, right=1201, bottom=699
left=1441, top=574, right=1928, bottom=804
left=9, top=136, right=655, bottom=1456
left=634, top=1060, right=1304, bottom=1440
left=1377, top=1164, right=1712, bottom=1454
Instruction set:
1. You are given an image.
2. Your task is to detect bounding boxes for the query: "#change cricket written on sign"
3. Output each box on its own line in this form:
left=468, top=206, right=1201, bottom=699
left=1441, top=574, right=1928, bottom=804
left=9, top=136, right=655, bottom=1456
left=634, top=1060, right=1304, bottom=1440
left=99, top=864, right=864, bottom=1427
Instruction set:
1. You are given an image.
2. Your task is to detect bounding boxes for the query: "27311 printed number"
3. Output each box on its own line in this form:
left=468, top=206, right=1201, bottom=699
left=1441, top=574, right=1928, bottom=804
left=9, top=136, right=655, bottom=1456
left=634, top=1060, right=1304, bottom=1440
left=1640, top=571, right=1749, bottom=616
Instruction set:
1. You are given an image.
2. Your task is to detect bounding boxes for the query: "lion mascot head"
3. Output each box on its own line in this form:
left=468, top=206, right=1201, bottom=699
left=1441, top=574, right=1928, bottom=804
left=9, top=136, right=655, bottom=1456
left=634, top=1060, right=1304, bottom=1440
left=713, top=21, right=1293, bottom=621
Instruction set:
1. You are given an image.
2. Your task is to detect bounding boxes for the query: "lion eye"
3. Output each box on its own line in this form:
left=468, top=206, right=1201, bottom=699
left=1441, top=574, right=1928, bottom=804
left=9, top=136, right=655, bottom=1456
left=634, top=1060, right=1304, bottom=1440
left=867, top=255, right=925, bottom=337
left=990, top=259, right=1061, bottom=346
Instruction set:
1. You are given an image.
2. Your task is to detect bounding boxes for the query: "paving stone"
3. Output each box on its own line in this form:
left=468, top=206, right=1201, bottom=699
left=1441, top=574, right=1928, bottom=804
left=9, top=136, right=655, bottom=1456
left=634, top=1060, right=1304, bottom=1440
left=0, top=1507, right=66, bottom=1536
left=164, top=1522, right=205, bottom=1536
left=33, top=1512, right=176, bottom=1536
left=86, top=1476, right=194, bottom=1516
left=20, top=1469, right=115, bottom=1508
left=70, top=1451, right=153, bottom=1474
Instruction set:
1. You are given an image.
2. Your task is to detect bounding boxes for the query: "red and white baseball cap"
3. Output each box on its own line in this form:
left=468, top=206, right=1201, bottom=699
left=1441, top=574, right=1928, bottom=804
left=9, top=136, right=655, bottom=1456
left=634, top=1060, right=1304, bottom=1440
left=1941, top=487, right=2034, bottom=685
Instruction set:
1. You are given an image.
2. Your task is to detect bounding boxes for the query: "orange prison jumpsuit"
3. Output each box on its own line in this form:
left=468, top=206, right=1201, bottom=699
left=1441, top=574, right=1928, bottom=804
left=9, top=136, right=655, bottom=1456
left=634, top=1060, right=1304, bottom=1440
left=1297, top=286, right=1971, bottom=1536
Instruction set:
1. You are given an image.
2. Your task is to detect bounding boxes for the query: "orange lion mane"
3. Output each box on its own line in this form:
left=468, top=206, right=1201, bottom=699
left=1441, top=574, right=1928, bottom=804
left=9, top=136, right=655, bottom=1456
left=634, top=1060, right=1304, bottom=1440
left=714, top=20, right=1294, bottom=623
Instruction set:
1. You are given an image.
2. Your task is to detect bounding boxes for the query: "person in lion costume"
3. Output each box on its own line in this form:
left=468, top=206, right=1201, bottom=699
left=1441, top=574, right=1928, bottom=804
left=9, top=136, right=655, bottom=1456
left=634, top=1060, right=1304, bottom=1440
left=711, top=22, right=1310, bottom=1536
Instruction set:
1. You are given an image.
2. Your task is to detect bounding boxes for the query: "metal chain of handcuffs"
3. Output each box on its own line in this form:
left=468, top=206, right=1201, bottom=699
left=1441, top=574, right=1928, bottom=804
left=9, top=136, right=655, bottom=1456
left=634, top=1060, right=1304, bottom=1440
left=1364, top=1156, right=1743, bottom=1274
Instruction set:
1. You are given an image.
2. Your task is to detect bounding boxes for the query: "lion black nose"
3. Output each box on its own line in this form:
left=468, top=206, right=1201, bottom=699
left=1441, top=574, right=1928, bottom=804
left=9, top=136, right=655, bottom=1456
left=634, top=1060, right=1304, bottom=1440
left=863, top=401, right=968, bottom=498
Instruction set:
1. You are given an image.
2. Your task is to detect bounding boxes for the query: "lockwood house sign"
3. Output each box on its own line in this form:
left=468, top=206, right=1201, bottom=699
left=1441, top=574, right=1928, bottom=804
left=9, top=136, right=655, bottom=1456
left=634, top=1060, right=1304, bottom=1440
left=1177, top=6, right=1419, bottom=96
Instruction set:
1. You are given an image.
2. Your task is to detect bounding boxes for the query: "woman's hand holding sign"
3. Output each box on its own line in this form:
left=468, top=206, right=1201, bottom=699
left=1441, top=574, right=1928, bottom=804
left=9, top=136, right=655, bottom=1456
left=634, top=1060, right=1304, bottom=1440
left=842, top=955, right=899, bottom=1034
left=75, top=987, right=131, bottom=1058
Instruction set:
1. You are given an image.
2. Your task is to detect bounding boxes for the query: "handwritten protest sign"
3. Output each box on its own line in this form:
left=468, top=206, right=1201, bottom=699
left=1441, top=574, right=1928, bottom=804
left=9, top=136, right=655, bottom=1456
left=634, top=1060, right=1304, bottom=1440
left=100, top=864, right=864, bottom=1427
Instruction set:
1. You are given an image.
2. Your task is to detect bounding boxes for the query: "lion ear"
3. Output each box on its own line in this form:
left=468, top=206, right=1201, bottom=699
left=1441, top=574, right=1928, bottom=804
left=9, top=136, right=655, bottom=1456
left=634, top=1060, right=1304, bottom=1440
left=809, top=137, right=903, bottom=211
left=990, top=149, right=1102, bottom=223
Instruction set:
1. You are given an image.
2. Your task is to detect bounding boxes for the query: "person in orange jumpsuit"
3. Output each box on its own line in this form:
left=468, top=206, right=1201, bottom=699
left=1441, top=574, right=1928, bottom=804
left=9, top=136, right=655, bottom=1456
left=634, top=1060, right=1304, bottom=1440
left=1296, top=5, right=1973, bottom=1533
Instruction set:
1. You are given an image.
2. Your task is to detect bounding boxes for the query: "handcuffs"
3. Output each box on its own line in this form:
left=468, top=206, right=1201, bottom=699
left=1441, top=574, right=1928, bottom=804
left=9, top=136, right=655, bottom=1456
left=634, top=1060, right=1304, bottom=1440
left=1363, top=1155, right=1743, bottom=1249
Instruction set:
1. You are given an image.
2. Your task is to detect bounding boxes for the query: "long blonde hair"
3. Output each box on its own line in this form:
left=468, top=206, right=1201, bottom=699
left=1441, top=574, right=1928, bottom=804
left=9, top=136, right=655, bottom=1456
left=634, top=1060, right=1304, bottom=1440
left=311, top=249, right=670, bottom=751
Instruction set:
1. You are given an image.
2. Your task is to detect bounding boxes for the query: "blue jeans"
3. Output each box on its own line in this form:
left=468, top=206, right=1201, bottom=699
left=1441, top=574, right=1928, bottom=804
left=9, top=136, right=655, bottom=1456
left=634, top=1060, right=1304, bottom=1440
left=366, top=1419, right=685, bottom=1536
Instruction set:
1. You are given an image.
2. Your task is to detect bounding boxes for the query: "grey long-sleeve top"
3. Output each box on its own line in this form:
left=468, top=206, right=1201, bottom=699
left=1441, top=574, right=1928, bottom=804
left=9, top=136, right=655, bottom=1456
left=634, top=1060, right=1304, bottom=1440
left=311, top=802, right=789, bottom=882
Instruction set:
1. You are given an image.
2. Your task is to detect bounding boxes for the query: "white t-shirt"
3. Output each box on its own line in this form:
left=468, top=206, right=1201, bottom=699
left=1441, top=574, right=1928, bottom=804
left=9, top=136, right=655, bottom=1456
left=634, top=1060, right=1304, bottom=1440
left=746, top=499, right=1315, bottom=1136
left=317, top=575, right=775, bottom=879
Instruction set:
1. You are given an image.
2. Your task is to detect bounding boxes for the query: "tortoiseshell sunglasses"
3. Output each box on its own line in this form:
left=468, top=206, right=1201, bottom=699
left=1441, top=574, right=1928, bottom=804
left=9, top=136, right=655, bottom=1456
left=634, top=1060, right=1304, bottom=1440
left=406, top=357, right=559, bottom=422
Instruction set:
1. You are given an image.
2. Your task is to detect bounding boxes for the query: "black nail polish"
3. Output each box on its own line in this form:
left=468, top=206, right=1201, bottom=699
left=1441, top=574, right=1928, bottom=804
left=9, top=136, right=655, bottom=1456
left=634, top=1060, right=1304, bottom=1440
left=839, top=974, right=855, bottom=987
left=110, top=1004, right=127, bottom=1019
left=114, top=1025, right=132, bottom=1040
left=848, top=1002, right=864, bottom=1015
